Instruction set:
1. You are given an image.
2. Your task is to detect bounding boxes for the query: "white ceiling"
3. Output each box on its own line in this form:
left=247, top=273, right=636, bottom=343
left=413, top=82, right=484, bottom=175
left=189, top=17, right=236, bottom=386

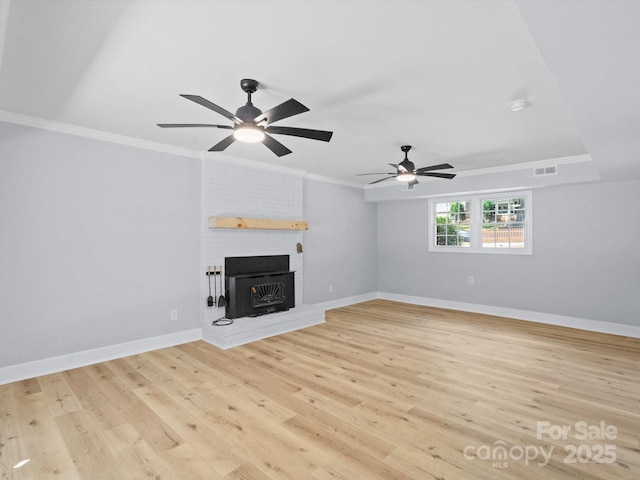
left=0, top=1, right=637, bottom=186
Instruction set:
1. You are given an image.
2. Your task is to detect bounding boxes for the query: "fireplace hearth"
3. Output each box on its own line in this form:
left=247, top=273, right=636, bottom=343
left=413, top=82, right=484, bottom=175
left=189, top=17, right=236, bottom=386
left=225, top=255, right=295, bottom=319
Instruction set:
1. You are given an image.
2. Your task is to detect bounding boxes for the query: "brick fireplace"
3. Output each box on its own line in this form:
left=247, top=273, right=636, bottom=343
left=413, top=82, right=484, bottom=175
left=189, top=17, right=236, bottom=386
left=200, top=158, right=324, bottom=349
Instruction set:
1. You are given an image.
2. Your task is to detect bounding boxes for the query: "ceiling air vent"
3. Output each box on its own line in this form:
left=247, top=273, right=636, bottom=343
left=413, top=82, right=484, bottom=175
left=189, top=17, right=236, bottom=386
left=534, top=166, right=557, bottom=177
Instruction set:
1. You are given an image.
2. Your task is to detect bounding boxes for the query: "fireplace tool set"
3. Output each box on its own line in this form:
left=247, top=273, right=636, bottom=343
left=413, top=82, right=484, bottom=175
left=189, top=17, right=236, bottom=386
left=206, top=265, right=233, bottom=326
left=206, top=266, right=227, bottom=308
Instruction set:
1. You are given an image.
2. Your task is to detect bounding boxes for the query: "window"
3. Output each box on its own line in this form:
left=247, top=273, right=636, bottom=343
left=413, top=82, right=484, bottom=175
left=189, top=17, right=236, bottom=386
left=481, top=196, right=526, bottom=249
left=434, top=200, right=471, bottom=247
left=428, top=191, right=532, bottom=254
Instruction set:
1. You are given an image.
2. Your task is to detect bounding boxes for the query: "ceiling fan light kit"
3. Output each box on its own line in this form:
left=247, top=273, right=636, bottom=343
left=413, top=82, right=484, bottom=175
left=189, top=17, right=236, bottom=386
left=158, top=78, right=333, bottom=156
left=397, top=173, right=416, bottom=182
left=233, top=125, right=265, bottom=143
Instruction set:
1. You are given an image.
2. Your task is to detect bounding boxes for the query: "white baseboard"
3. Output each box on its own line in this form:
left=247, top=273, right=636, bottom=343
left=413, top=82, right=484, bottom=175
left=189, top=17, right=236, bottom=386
left=309, top=292, right=379, bottom=312
left=377, top=292, right=640, bottom=339
left=4, top=292, right=636, bottom=385
left=0, top=328, right=202, bottom=386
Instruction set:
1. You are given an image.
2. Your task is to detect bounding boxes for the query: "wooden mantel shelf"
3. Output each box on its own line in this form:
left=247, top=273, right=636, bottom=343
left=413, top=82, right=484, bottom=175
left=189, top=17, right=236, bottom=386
left=208, top=216, right=309, bottom=231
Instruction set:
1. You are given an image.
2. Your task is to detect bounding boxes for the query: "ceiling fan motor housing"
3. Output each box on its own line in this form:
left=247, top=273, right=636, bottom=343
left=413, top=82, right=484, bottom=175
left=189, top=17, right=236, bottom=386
left=235, top=103, right=262, bottom=123
left=399, top=159, right=415, bottom=173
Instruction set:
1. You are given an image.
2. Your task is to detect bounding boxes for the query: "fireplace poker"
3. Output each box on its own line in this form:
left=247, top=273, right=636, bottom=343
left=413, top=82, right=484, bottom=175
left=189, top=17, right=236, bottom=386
left=218, top=265, right=227, bottom=308
left=213, top=265, right=217, bottom=306
left=207, top=266, right=214, bottom=307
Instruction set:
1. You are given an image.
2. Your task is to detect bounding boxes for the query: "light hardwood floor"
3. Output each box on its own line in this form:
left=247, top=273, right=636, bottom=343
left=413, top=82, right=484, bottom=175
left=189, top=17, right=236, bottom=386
left=1, top=299, right=639, bottom=479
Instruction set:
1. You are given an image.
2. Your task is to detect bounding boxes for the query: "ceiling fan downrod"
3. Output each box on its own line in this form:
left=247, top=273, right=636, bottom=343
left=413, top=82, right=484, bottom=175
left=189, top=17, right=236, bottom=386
left=399, top=145, right=415, bottom=172
left=240, top=78, right=259, bottom=103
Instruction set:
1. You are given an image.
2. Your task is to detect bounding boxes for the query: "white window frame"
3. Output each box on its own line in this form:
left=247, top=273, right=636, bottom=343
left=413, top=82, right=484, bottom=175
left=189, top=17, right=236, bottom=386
left=428, top=190, right=532, bottom=255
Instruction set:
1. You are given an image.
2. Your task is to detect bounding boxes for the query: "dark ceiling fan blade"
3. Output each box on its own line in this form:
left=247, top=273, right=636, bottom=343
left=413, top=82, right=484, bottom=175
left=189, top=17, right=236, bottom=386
left=266, top=126, right=333, bottom=142
left=368, top=176, right=397, bottom=185
left=157, top=123, right=233, bottom=129
left=255, top=98, right=309, bottom=125
left=208, top=134, right=236, bottom=152
left=408, top=178, right=419, bottom=186
left=180, top=94, right=242, bottom=124
left=388, top=163, right=399, bottom=168
left=416, top=172, right=457, bottom=179
left=262, top=133, right=292, bottom=157
left=356, top=172, right=396, bottom=176
left=415, top=163, right=454, bottom=173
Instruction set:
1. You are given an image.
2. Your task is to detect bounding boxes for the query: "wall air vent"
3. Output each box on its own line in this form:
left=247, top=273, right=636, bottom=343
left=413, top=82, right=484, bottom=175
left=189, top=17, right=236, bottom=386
left=534, top=166, right=558, bottom=177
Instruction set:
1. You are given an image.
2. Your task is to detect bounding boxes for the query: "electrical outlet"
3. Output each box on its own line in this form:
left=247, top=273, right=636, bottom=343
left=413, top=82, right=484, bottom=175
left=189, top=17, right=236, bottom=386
left=170, top=309, right=178, bottom=321
left=328, top=285, right=333, bottom=293
left=468, top=276, right=475, bottom=285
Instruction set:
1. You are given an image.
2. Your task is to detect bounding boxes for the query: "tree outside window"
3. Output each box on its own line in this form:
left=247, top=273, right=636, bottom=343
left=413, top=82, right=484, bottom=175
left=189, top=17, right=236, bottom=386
left=434, top=200, right=471, bottom=246
left=429, top=191, right=531, bottom=254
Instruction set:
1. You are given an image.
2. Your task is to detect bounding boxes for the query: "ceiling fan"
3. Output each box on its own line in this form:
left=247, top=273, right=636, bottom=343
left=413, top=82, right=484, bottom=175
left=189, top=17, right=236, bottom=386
left=358, top=145, right=456, bottom=185
left=158, top=78, right=333, bottom=157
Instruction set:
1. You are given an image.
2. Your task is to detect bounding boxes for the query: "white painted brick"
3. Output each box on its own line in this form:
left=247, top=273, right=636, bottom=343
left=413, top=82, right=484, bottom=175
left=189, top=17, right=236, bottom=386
left=200, top=158, right=305, bottom=329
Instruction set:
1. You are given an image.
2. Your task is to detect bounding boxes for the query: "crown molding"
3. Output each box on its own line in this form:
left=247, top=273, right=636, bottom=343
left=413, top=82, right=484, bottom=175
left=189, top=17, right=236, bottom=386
left=2, top=109, right=586, bottom=189
left=304, top=173, right=364, bottom=189
left=364, top=154, right=593, bottom=190
left=0, top=110, right=358, bottom=183
left=0, top=110, right=202, bottom=159
left=454, top=154, right=593, bottom=177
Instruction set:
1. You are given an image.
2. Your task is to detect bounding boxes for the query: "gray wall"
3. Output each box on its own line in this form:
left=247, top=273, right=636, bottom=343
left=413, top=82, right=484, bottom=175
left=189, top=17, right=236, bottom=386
left=0, top=122, right=201, bottom=367
left=303, top=178, right=377, bottom=304
left=377, top=179, right=640, bottom=325
left=2, top=118, right=637, bottom=370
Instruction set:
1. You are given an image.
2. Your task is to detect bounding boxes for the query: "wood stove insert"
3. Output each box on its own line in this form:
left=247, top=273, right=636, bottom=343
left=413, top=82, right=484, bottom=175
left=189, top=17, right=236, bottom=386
left=225, top=255, right=295, bottom=319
